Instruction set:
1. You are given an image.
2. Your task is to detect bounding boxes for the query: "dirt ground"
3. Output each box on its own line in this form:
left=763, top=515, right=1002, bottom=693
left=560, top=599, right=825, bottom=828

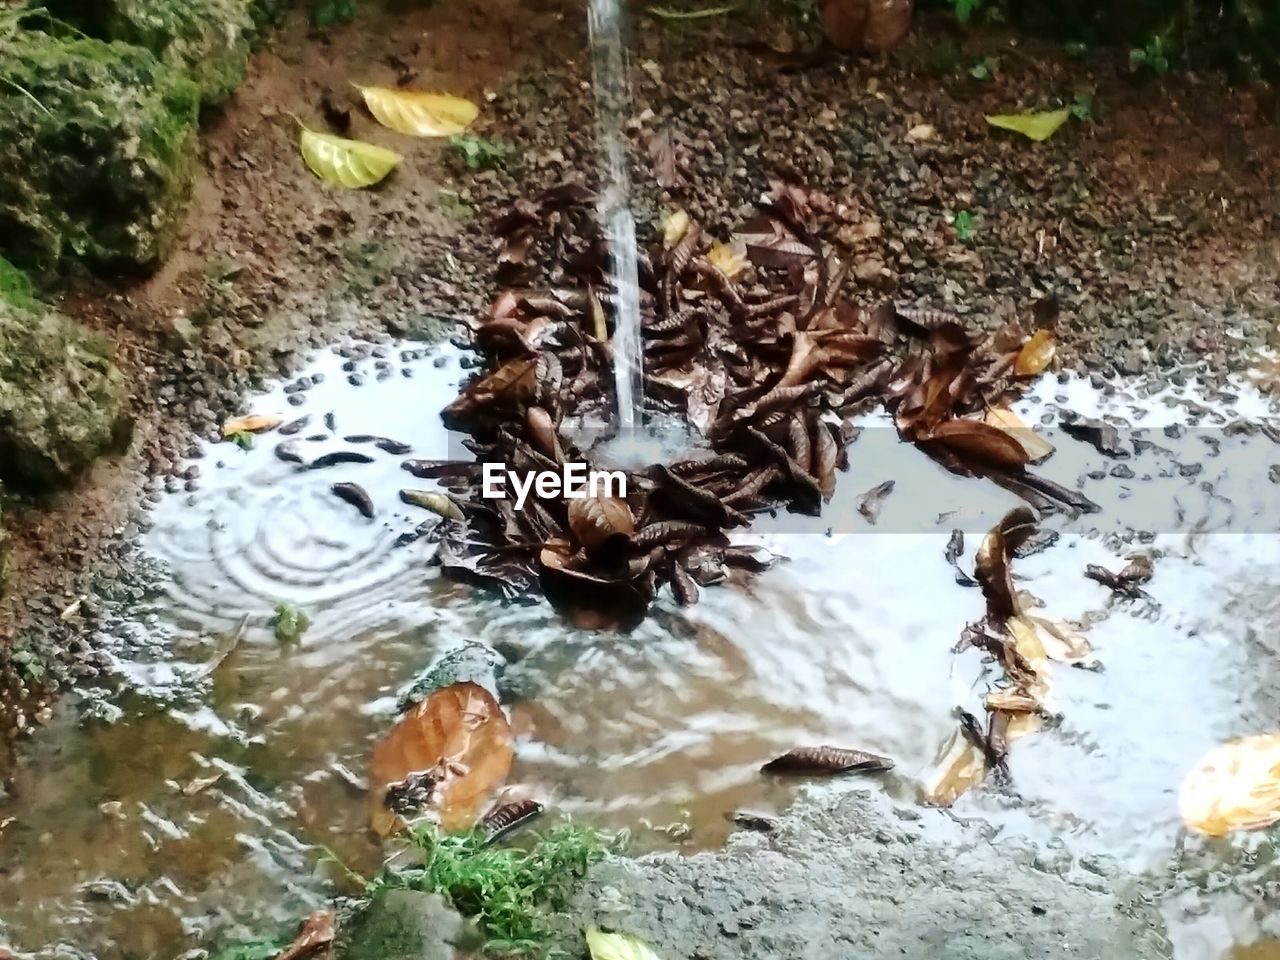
left=2, top=0, right=1278, bottom=756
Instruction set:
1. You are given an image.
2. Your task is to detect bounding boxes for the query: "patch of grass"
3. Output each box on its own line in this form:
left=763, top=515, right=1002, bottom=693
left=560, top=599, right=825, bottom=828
left=381, top=823, right=623, bottom=957
left=450, top=134, right=511, bottom=171
left=1130, top=34, right=1172, bottom=74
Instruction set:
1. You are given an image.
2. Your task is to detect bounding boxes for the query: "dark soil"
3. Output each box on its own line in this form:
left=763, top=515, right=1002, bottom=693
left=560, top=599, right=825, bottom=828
left=2, top=3, right=1278, bottom=736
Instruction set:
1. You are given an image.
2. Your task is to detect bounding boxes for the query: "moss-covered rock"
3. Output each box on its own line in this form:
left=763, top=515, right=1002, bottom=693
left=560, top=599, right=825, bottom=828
left=39, top=0, right=255, bottom=104
left=0, top=297, right=131, bottom=489
left=0, top=26, right=199, bottom=274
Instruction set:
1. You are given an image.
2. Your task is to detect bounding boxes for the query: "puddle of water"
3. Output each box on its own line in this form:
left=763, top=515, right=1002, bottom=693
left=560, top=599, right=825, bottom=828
left=3, top=342, right=1280, bottom=959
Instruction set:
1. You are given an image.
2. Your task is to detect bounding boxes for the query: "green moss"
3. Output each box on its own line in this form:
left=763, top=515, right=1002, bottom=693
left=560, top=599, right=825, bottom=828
left=373, top=823, right=621, bottom=957
left=0, top=26, right=200, bottom=274
left=0, top=297, right=132, bottom=488
left=37, top=0, right=255, bottom=103
left=0, top=256, right=36, bottom=310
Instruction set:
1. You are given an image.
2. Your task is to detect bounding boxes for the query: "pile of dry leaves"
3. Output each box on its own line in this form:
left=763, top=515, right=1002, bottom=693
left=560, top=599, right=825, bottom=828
left=410, top=176, right=1094, bottom=623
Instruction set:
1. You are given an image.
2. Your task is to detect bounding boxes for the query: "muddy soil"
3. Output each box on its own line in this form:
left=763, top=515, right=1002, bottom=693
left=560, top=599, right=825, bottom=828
left=2, top=3, right=1279, bottom=958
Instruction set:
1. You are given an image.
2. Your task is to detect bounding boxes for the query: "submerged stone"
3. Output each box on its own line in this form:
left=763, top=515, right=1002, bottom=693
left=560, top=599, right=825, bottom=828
left=0, top=27, right=199, bottom=273
left=0, top=297, right=132, bottom=489
left=397, top=641, right=506, bottom=712
left=40, top=0, right=255, bottom=104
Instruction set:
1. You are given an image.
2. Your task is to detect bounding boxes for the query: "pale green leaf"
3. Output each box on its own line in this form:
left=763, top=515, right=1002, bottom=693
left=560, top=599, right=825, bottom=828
left=298, top=126, right=400, bottom=188
left=586, top=929, right=663, bottom=960
left=984, top=108, right=1071, bottom=142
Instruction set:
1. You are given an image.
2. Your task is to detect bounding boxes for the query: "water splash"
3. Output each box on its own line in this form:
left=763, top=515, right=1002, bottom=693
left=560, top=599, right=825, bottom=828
left=587, top=0, right=644, bottom=433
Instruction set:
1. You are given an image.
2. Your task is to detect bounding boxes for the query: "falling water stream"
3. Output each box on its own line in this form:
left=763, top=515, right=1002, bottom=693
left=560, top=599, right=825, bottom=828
left=587, top=0, right=645, bottom=433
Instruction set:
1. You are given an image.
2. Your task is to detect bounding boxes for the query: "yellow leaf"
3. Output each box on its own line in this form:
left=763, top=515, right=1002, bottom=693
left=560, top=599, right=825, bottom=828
left=1180, top=735, right=1280, bottom=837
left=923, top=730, right=986, bottom=806
left=221, top=413, right=283, bottom=437
left=707, top=242, right=747, bottom=280
left=358, top=85, right=479, bottom=137
left=662, top=209, right=691, bottom=249
left=586, top=929, right=665, bottom=960
left=1015, top=329, right=1056, bottom=375
left=984, top=407, right=1054, bottom=464
left=985, top=108, right=1071, bottom=142
left=299, top=126, right=399, bottom=188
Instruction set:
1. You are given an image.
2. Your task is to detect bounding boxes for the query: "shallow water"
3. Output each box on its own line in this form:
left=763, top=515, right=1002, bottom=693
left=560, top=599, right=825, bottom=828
left=3, top=341, right=1280, bottom=959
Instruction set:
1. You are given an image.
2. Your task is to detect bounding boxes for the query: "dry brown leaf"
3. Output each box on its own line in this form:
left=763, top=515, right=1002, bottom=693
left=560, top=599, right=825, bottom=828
left=274, top=911, right=335, bottom=960
left=567, top=497, right=635, bottom=554
left=222, top=413, right=284, bottom=437
left=441, top=357, right=537, bottom=427
left=761, top=745, right=894, bottom=775
left=924, top=418, right=1030, bottom=471
left=1014, top=329, right=1056, bottom=376
left=370, top=681, right=514, bottom=834
left=984, top=407, right=1054, bottom=464
left=1180, top=735, right=1280, bottom=837
left=974, top=506, right=1038, bottom=622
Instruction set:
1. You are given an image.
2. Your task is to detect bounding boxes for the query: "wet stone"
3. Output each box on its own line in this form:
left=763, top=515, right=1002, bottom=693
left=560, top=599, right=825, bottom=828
left=343, top=890, right=477, bottom=960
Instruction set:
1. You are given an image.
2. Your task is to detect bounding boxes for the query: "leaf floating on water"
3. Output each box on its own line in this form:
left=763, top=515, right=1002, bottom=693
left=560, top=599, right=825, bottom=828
left=985, top=108, right=1072, bottom=142
left=222, top=413, right=283, bottom=437
left=1017, top=612, right=1096, bottom=666
left=309, top=450, right=376, bottom=469
left=586, top=929, right=665, bottom=960
left=924, top=418, right=1030, bottom=470
left=400, top=489, right=465, bottom=521
left=274, top=910, right=335, bottom=960
left=273, top=602, right=310, bottom=645
left=856, top=479, right=895, bottom=524
left=298, top=125, right=400, bottom=188
left=707, top=241, right=747, bottom=280
left=357, top=85, right=478, bottom=137
left=923, top=730, right=986, bottom=807
left=480, top=796, right=544, bottom=844
left=984, top=407, right=1054, bottom=464
left=331, top=481, right=375, bottom=519
left=761, top=745, right=894, bottom=776
left=975, top=506, right=1039, bottom=622
left=1014, top=329, right=1056, bottom=376
left=370, top=681, right=514, bottom=834
left=1180, top=735, right=1280, bottom=837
